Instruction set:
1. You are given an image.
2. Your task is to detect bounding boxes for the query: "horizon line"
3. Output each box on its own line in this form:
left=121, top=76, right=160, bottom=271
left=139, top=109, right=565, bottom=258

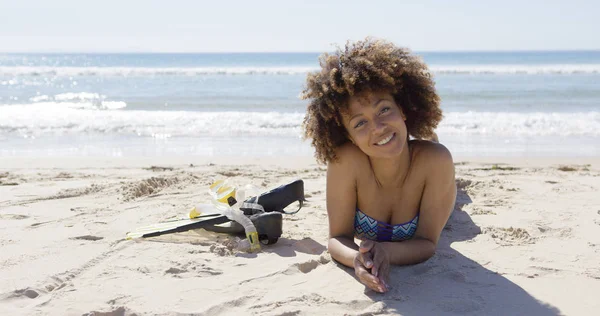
left=1, top=49, right=600, bottom=54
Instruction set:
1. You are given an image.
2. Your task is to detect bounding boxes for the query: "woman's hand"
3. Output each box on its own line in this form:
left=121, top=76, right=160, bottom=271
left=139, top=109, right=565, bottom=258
left=353, top=240, right=390, bottom=293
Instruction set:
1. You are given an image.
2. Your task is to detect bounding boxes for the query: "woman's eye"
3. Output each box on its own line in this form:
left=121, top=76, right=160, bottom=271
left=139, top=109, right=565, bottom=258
left=379, top=107, right=390, bottom=115
left=354, top=120, right=366, bottom=129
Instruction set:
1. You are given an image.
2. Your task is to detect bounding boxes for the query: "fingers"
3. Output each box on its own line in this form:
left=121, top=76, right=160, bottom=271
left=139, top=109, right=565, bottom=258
left=370, top=262, right=387, bottom=292
left=374, top=253, right=385, bottom=276
left=357, top=249, right=374, bottom=269
left=371, top=244, right=390, bottom=292
left=380, top=264, right=391, bottom=291
left=377, top=263, right=390, bottom=292
left=355, top=266, right=384, bottom=292
left=381, top=263, right=391, bottom=290
left=354, top=254, right=385, bottom=293
left=356, top=241, right=390, bottom=293
left=372, top=263, right=378, bottom=278
left=359, top=240, right=375, bottom=254
left=373, top=262, right=388, bottom=292
left=355, top=261, right=385, bottom=292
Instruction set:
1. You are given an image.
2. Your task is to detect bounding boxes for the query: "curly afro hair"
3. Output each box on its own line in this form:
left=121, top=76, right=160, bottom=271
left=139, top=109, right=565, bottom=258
left=301, top=38, right=442, bottom=164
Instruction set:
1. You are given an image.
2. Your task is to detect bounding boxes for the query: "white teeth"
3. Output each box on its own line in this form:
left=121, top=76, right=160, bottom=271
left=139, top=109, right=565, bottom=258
left=376, top=134, right=394, bottom=145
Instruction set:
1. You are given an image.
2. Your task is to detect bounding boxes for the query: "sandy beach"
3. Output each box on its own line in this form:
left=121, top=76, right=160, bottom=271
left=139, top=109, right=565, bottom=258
left=0, top=155, right=599, bottom=315
left=2, top=1, right=599, bottom=314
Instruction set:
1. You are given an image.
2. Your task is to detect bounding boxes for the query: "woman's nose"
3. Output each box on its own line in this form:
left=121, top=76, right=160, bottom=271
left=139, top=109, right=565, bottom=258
left=371, top=117, right=386, bottom=134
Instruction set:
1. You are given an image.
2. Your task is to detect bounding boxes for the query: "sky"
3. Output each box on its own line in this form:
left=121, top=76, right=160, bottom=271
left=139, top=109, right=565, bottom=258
left=0, top=0, right=598, bottom=53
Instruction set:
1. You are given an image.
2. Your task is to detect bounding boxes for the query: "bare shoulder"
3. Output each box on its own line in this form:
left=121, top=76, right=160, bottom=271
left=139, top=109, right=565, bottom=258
left=331, top=143, right=370, bottom=169
left=410, top=140, right=454, bottom=175
left=326, top=144, right=364, bottom=239
left=327, top=143, right=372, bottom=189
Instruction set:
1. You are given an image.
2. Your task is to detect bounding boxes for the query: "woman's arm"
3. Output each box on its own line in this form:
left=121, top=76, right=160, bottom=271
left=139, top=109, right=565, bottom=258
left=327, top=236, right=359, bottom=267
left=380, top=238, right=436, bottom=265
left=383, top=143, right=456, bottom=265
left=326, top=145, right=362, bottom=268
left=327, top=146, right=390, bottom=292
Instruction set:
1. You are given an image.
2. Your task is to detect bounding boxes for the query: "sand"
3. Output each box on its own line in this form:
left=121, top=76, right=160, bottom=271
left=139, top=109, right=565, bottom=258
left=1, top=156, right=599, bottom=315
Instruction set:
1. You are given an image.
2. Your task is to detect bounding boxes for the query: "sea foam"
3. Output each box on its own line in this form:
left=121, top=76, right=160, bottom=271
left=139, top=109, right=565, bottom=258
left=24, top=93, right=127, bottom=110
left=1, top=104, right=598, bottom=139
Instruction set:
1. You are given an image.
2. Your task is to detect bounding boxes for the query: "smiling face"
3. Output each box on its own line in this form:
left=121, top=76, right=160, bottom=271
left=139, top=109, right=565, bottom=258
left=342, top=90, right=408, bottom=159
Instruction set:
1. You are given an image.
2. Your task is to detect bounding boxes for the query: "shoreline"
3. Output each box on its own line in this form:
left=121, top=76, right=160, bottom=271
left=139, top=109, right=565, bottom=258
left=1, top=154, right=598, bottom=169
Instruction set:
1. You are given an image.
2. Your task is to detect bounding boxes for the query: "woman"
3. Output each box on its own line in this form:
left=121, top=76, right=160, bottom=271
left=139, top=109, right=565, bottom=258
left=302, top=38, right=456, bottom=293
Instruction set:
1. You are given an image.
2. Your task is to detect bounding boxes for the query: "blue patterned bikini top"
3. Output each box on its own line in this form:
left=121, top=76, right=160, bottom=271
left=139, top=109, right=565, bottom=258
left=354, top=208, right=419, bottom=242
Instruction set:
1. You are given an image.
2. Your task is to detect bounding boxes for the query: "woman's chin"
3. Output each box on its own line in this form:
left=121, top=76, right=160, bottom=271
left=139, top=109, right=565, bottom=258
left=368, top=144, right=405, bottom=158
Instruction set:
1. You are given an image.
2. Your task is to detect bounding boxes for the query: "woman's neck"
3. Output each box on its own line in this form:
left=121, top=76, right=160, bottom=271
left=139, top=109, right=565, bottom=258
left=368, top=141, right=412, bottom=189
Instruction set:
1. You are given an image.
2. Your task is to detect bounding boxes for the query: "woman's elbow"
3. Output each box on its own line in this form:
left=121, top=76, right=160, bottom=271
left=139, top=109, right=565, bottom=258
left=327, top=235, right=351, bottom=251
left=327, top=237, right=336, bottom=251
left=423, top=246, right=436, bottom=262
left=417, top=238, right=437, bottom=263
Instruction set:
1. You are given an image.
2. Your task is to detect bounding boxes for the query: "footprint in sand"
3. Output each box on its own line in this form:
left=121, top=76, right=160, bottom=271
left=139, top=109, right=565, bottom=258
left=292, top=238, right=327, bottom=255
left=2, top=288, right=41, bottom=301
left=44, top=277, right=68, bottom=292
left=297, top=259, right=320, bottom=274
left=282, top=257, right=328, bottom=275
left=22, top=289, right=39, bottom=299
left=15, top=289, right=39, bottom=299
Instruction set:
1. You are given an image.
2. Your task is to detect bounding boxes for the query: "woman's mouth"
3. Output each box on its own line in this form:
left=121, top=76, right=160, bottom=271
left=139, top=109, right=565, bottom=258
left=375, top=133, right=395, bottom=146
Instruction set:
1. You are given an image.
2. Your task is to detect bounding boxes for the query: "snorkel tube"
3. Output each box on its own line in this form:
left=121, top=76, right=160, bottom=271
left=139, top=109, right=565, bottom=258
left=208, top=180, right=261, bottom=252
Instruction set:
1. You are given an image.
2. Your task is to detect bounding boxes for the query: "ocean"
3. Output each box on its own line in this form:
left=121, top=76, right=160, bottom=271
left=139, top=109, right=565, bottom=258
left=1, top=51, right=599, bottom=158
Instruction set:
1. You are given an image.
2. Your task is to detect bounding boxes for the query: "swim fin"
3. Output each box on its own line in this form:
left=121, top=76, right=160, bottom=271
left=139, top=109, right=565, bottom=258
left=126, top=210, right=282, bottom=244
left=240, top=179, right=306, bottom=215
left=202, top=211, right=283, bottom=245
left=126, top=180, right=305, bottom=244
left=126, top=213, right=227, bottom=239
left=202, top=180, right=306, bottom=244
